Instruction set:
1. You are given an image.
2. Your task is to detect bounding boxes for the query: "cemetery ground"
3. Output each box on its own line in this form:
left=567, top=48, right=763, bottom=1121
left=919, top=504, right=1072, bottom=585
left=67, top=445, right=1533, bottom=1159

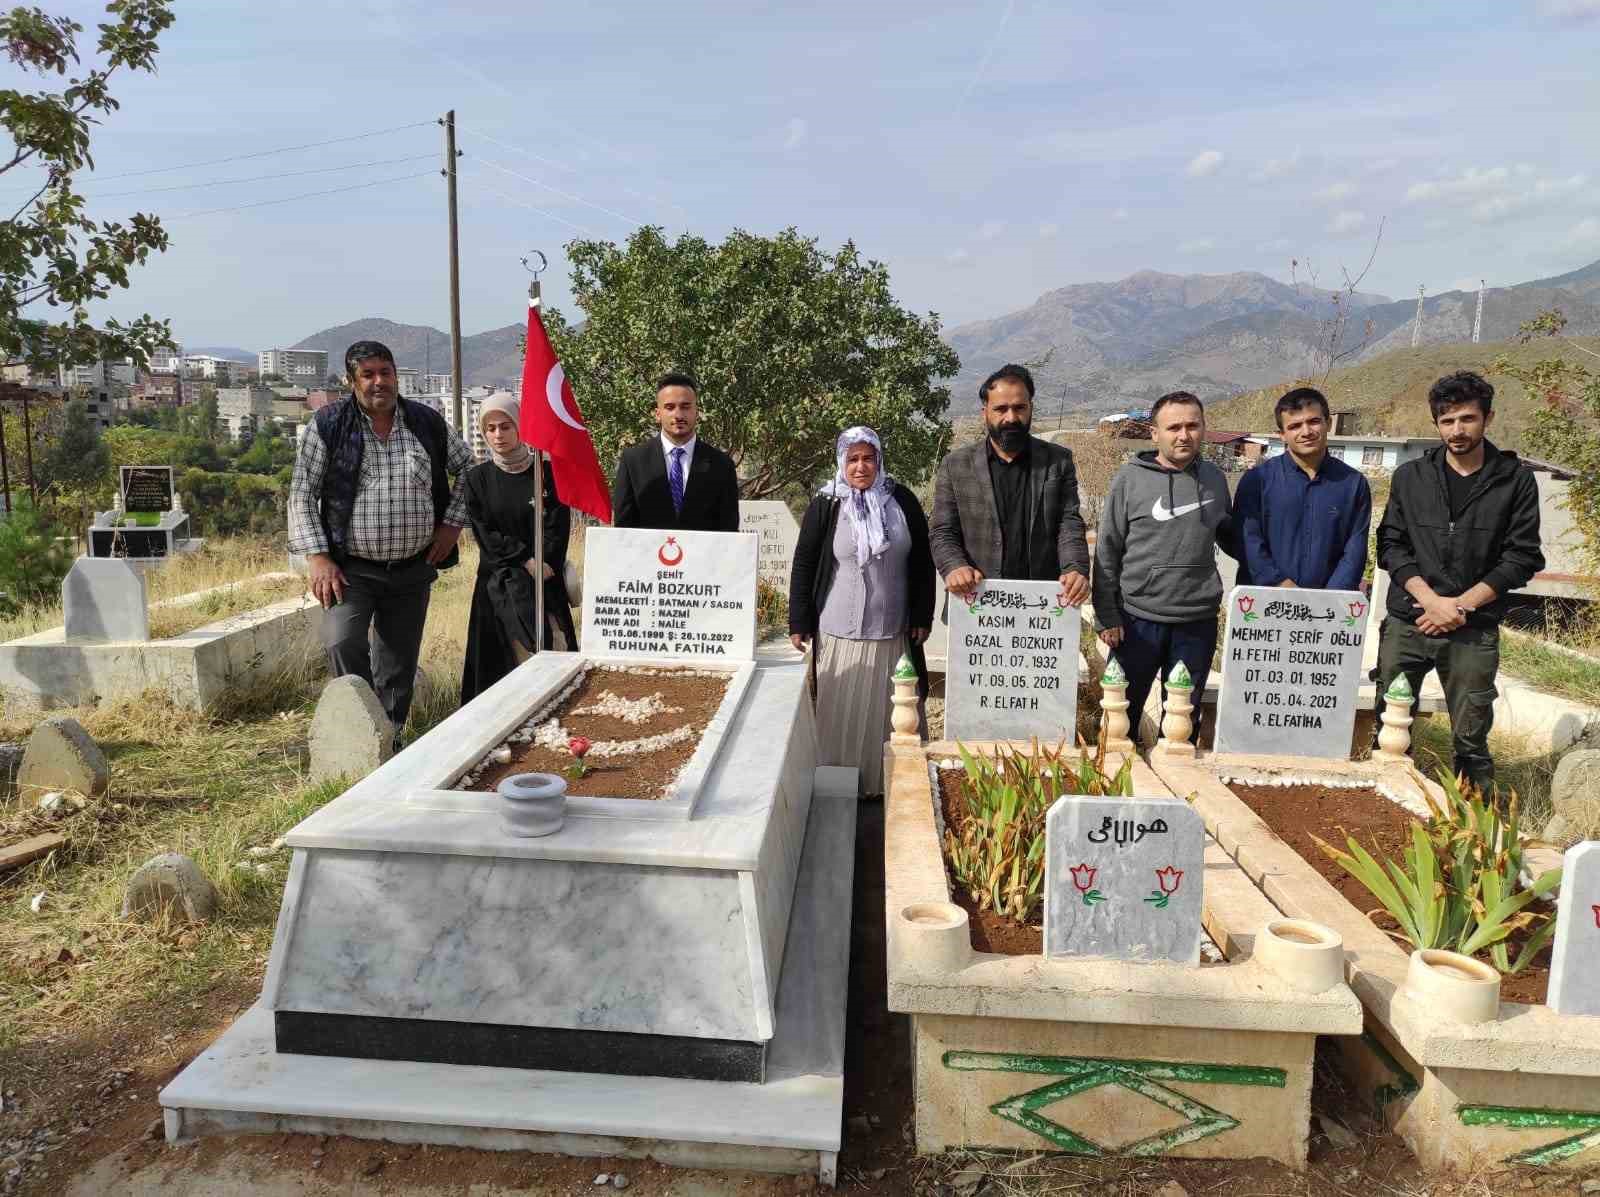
left=0, top=544, right=1595, bottom=1194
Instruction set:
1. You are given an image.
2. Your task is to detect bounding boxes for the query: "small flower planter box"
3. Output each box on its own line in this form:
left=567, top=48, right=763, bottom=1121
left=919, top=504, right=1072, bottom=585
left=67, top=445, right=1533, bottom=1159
left=884, top=738, right=1362, bottom=1169
left=1146, top=747, right=1600, bottom=1174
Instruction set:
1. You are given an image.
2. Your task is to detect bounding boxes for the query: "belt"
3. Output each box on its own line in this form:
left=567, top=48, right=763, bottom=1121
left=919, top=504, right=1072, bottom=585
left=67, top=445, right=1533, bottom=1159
left=337, top=549, right=429, bottom=571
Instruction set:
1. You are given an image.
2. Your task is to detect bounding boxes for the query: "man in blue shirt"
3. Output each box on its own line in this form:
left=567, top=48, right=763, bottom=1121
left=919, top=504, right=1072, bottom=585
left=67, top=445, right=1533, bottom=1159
left=1235, top=386, right=1371, bottom=590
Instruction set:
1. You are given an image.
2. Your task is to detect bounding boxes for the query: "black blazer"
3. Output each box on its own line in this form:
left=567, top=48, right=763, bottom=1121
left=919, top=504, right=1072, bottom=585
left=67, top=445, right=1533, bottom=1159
left=788, top=483, right=935, bottom=695
left=611, top=437, right=741, bottom=533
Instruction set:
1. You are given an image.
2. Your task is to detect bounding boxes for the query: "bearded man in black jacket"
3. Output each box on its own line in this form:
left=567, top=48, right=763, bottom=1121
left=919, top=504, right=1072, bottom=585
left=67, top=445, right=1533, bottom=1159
left=1374, top=371, right=1544, bottom=789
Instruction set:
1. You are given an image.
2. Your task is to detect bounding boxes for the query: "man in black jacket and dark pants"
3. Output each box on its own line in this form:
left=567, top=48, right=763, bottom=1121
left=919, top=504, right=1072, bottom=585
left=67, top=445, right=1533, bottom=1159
left=1375, top=371, right=1544, bottom=789
left=610, top=373, right=740, bottom=533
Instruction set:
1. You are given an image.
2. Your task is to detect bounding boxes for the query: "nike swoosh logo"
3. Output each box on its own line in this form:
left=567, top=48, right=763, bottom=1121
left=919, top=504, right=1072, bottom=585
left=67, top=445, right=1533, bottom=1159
left=1151, top=497, right=1214, bottom=521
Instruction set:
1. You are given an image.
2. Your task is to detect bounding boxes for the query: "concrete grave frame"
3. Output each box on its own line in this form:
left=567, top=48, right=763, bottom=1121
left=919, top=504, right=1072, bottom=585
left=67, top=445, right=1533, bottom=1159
left=884, top=738, right=1362, bottom=1168
left=0, top=573, right=321, bottom=712
left=1146, top=748, right=1600, bottom=1174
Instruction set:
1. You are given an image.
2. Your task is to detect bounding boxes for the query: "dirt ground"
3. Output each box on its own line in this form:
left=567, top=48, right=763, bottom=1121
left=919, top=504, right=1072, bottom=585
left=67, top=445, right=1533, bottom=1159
left=3, top=805, right=1597, bottom=1197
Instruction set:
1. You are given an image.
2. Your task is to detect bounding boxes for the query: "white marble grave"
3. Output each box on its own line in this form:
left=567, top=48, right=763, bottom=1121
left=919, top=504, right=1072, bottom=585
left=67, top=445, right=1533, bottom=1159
left=1212, top=585, right=1368, bottom=758
left=944, top=580, right=1079, bottom=742
left=739, top=500, right=800, bottom=593
left=581, top=526, right=759, bottom=661
left=62, top=557, right=149, bottom=642
left=1547, top=841, right=1600, bottom=1018
left=1042, top=795, right=1204, bottom=964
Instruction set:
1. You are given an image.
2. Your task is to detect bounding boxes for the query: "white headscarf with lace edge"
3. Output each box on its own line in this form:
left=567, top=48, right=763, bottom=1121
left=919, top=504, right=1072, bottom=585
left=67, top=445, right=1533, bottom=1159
left=817, top=425, right=903, bottom=567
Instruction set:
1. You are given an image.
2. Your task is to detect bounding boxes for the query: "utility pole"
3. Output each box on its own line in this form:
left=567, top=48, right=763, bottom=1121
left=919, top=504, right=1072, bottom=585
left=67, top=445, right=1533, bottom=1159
left=1411, top=285, right=1425, bottom=349
left=1472, top=279, right=1486, bottom=344
left=441, top=111, right=464, bottom=434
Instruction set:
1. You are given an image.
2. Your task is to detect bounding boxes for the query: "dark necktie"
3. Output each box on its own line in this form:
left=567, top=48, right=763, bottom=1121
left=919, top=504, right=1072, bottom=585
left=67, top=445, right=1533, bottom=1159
left=669, top=446, right=686, bottom=516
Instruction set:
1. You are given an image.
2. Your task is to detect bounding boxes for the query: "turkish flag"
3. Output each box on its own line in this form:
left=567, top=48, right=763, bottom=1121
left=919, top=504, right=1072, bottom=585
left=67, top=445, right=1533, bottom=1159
left=519, top=300, right=613, bottom=525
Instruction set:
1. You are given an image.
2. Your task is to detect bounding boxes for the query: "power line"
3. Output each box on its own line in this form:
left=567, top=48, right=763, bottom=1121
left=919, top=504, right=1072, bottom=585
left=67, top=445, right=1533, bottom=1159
left=458, top=122, right=685, bottom=218
left=164, top=170, right=436, bottom=220
left=75, top=119, right=436, bottom=183
left=464, top=149, right=644, bottom=228
left=82, top=153, right=437, bottom=199
left=462, top=171, right=600, bottom=238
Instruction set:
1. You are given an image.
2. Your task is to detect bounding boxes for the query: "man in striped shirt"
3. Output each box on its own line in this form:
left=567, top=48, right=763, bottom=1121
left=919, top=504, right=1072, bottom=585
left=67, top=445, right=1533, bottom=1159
left=288, top=341, right=473, bottom=742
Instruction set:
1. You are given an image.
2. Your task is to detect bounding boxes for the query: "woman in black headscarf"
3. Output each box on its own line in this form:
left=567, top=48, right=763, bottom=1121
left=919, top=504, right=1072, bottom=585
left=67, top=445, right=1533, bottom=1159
left=460, top=391, right=578, bottom=703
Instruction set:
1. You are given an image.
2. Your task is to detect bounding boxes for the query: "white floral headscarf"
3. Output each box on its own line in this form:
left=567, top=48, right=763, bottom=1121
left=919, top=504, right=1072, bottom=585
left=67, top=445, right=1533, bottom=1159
left=818, top=425, right=903, bottom=567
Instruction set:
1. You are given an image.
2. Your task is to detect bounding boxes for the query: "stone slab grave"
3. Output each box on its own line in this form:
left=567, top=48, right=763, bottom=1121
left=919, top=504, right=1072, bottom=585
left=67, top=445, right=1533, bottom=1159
left=1547, top=841, right=1600, bottom=1018
left=1043, top=795, right=1204, bottom=963
left=739, top=500, right=800, bottom=594
left=1212, top=585, right=1368, bottom=758
left=89, top=465, right=201, bottom=561
left=63, top=557, right=149, bottom=643
left=162, top=525, right=854, bottom=1184
left=944, top=579, right=1079, bottom=743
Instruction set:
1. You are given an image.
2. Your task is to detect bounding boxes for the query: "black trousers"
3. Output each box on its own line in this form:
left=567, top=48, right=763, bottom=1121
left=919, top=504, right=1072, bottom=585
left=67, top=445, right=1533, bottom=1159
left=1375, top=617, right=1500, bottom=787
left=322, top=555, right=437, bottom=735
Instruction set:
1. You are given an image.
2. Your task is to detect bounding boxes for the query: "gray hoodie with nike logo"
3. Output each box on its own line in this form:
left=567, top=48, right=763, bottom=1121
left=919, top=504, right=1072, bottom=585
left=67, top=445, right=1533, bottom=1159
left=1092, top=450, right=1236, bottom=627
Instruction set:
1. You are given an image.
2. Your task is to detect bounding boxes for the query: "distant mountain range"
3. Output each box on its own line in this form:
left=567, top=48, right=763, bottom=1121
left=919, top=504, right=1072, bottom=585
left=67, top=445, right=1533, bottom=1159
left=946, top=258, right=1600, bottom=417
left=288, top=318, right=525, bottom=389
left=185, top=345, right=256, bottom=363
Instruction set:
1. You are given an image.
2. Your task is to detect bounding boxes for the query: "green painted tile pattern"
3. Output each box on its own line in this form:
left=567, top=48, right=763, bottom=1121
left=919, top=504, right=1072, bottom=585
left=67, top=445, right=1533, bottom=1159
left=1459, top=1104, right=1600, bottom=1166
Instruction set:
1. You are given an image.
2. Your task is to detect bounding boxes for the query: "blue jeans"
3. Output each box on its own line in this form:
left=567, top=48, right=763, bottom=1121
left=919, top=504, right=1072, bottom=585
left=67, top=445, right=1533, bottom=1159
left=1117, top=614, right=1217, bottom=745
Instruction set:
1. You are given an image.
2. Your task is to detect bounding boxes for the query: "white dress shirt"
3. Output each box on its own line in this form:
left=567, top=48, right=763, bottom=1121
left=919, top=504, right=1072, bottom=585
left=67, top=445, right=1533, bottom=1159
left=660, top=432, right=697, bottom=496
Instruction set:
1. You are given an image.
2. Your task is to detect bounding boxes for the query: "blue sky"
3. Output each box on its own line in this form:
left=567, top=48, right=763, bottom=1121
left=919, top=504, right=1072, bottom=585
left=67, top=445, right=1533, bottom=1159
left=27, top=0, right=1600, bottom=350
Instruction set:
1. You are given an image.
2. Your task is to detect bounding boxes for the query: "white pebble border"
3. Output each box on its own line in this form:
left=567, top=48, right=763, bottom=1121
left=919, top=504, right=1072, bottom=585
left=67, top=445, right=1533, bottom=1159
left=453, top=663, right=726, bottom=791
left=1216, top=769, right=1432, bottom=820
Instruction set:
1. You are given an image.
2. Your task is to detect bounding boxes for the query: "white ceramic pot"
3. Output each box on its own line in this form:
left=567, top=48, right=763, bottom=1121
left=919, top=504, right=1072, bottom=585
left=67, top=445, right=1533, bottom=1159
left=497, top=772, right=568, bottom=838
left=1255, top=919, right=1345, bottom=993
left=1402, top=948, right=1502, bottom=1024
left=897, top=901, right=971, bottom=973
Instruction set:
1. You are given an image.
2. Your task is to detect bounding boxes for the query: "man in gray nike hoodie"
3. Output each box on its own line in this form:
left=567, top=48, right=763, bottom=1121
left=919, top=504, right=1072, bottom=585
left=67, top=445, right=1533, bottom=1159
left=1091, top=391, right=1237, bottom=744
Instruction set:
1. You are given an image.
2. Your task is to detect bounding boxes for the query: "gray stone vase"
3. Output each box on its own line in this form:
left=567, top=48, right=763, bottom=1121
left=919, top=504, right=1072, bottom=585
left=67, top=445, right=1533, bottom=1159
left=497, top=772, right=568, bottom=837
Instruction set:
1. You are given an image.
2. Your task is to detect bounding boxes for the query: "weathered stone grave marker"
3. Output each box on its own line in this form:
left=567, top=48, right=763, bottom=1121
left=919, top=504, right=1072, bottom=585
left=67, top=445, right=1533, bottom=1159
left=308, top=674, right=393, bottom=783
left=63, top=557, right=149, bottom=642
left=1042, top=795, right=1203, bottom=963
left=1547, top=840, right=1600, bottom=1017
left=580, top=527, right=758, bottom=661
left=1213, top=585, right=1368, bottom=758
left=945, top=580, right=1079, bottom=742
left=738, top=501, right=800, bottom=593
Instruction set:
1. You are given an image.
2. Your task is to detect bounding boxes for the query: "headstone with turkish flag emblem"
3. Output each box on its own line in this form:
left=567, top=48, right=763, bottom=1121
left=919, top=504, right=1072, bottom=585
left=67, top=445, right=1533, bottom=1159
left=518, top=298, right=613, bottom=525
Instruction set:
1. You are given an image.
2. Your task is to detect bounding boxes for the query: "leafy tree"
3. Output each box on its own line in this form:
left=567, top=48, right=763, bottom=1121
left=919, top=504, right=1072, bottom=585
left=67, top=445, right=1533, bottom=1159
left=0, top=494, right=71, bottom=611
left=37, top=395, right=109, bottom=494
left=546, top=226, right=959, bottom=498
left=177, top=467, right=286, bottom=537
left=234, top=422, right=295, bottom=474
left=1, top=1, right=177, bottom=374
left=1495, top=309, right=1600, bottom=571
left=177, top=383, right=218, bottom=442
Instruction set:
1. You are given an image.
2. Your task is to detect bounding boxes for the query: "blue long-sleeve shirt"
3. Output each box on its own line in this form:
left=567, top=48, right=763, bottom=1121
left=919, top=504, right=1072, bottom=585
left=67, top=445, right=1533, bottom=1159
left=1234, top=450, right=1372, bottom=591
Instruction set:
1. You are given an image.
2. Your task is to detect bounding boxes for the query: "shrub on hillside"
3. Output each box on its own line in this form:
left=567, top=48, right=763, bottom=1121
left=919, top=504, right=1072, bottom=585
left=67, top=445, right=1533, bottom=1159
left=0, top=498, right=73, bottom=614
left=178, top=469, right=287, bottom=538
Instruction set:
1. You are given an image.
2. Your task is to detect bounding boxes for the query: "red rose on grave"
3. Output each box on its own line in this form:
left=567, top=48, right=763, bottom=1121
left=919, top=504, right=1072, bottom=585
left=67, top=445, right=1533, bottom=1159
left=1348, top=600, right=1366, bottom=619
left=568, top=736, right=591, bottom=759
left=1070, top=864, right=1098, bottom=894
left=1237, top=596, right=1254, bottom=614
left=1155, top=866, right=1183, bottom=896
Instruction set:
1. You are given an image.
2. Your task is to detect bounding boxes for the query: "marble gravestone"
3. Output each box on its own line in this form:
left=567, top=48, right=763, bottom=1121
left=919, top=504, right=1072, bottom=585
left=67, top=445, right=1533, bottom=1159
left=1213, top=585, right=1369, bottom=758
left=1546, top=841, right=1600, bottom=1017
left=581, top=527, right=759, bottom=662
left=944, top=580, right=1079, bottom=743
left=738, top=501, right=800, bottom=593
left=1042, top=795, right=1204, bottom=964
left=121, top=464, right=174, bottom=515
left=63, top=558, right=149, bottom=642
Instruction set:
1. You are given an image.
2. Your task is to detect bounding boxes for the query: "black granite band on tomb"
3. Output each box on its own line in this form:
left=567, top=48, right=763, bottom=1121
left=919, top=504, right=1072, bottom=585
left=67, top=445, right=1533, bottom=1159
left=274, top=1011, right=766, bottom=1084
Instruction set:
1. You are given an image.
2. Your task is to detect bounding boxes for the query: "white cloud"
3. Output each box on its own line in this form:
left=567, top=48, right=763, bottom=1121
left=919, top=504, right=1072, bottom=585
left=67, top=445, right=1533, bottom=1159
left=1405, top=166, right=1587, bottom=224
left=1365, top=157, right=1399, bottom=175
left=944, top=247, right=973, bottom=266
left=782, top=117, right=807, bottom=151
left=1567, top=217, right=1600, bottom=248
left=1111, top=206, right=1129, bottom=222
left=978, top=219, right=1006, bottom=241
left=1537, top=0, right=1600, bottom=24
left=1327, top=210, right=1366, bottom=234
left=1038, top=222, right=1059, bottom=239
left=1258, top=238, right=1293, bottom=254
left=1315, top=182, right=1357, bottom=204
left=1251, top=149, right=1302, bottom=182
left=1178, top=237, right=1217, bottom=254
left=1186, top=150, right=1224, bottom=178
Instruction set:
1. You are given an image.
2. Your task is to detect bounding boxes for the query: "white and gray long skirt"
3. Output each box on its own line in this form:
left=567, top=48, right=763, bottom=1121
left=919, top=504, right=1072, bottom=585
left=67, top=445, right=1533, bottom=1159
left=813, top=632, right=921, bottom=796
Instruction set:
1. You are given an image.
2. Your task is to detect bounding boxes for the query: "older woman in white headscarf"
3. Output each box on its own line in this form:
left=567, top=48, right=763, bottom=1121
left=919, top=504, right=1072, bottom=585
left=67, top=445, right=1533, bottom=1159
left=459, top=391, right=578, bottom=703
left=788, top=426, right=934, bottom=796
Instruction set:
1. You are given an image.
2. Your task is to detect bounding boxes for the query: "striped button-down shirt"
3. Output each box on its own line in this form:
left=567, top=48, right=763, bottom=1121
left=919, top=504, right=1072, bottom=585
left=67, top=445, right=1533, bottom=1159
left=287, top=404, right=472, bottom=561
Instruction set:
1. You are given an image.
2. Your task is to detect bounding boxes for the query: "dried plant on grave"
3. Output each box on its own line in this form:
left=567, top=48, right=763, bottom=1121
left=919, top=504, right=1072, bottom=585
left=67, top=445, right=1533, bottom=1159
left=944, top=739, right=1133, bottom=925
left=1312, top=771, right=1562, bottom=974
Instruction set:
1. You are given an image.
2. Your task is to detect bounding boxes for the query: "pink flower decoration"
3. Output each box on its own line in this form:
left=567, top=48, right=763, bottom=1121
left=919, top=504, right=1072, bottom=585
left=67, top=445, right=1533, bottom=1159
left=1348, top=600, right=1366, bottom=619
left=1155, top=866, right=1183, bottom=896
left=1070, top=864, right=1098, bottom=894
left=568, top=736, right=591, bottom=759
left=1237, top=596, right=1255, bottom=613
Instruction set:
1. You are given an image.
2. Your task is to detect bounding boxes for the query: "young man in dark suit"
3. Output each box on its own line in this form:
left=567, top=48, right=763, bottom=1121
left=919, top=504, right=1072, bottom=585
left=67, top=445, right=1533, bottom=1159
left=610, top=372, right=740, bottom=533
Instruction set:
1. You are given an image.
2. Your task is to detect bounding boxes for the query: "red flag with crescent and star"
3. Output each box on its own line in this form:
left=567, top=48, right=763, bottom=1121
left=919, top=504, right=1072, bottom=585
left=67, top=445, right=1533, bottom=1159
left=519, top=299, right=613, bottom=525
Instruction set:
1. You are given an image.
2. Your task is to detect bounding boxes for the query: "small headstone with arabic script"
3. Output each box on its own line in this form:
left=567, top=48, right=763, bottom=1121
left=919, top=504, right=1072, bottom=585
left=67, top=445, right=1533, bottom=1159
left=1043, top=795, right=1204, bottom=964
left=1546, top=841, right=1600, bottom=1017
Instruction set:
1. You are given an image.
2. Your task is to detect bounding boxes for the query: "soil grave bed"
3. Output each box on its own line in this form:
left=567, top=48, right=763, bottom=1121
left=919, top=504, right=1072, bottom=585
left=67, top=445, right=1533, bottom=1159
left=460, top=665, right=731, bottom=801
left=1227, top=779, right=1552, bottom=1004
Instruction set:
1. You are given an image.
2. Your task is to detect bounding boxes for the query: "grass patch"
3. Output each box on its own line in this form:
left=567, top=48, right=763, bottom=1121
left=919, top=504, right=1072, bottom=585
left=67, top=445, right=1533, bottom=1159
left=1499, top=631, right=1600, bottom=706
left=146, top=574, right=308, bottom=639
left=1410, top=716, right=1560, bottom=829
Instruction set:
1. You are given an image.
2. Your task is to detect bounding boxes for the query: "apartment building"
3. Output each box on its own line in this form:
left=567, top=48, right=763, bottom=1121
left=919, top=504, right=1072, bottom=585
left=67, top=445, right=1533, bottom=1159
left=217, top=384, right=277, bottom=442
left=183, top=354, right=242, bottom=385
left=259, top=347, right=330, bottom=382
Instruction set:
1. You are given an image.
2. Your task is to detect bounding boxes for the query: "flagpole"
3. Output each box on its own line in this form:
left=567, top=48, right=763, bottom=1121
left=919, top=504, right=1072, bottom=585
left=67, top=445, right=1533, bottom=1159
left=529, top=275, right=546, bottom=657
